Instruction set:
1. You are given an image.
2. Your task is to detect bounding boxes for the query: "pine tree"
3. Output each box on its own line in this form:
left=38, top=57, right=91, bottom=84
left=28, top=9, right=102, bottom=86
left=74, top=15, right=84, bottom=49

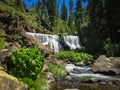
left=75, top=0, right=82, bottom=33
left=88, top=0, right=105, bottom=38
left=69, top=0, right=75, bottom=34
left=16, top=0, right=23, bottom=8
left=61, top=1, right=68, bottom=21
left=47, top=0, right=58, bottom=31
left=36, top=0, right=41, bottom=26
left=105, top=0, right=120, bottom=42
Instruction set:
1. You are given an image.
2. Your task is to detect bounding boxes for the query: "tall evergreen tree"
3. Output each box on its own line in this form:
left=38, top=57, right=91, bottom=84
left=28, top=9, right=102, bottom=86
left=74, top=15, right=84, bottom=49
left=105, top=0, right=120, bottom=42
left=47, top=0, right=58, bottom=31
left=40, top=0, right=49, bottom=20
left=16, top=0, right=23, bottom=8
left=69, top=0, right=75, bottom=34
left=61, top=1, right=68, bottom=21
left=75, top=0, right=82, bottom=33
left=36, top=0, right=41, bottom=26
left=88, top=0, right=105, bottom=39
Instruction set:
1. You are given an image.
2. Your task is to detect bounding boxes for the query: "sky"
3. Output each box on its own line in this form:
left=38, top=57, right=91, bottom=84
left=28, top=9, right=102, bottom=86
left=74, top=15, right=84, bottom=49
left=23, top=0, right=88, bottom=14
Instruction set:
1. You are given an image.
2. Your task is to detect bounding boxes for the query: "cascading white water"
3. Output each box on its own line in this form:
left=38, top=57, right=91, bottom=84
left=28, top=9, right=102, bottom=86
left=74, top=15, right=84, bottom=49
left=26, top=32, right=60, bottom=52
left=26, top=32, right=82, bottom=52
left=63, top=36, right=81, bottom=49
left=66, top=64, right=115, bottom=80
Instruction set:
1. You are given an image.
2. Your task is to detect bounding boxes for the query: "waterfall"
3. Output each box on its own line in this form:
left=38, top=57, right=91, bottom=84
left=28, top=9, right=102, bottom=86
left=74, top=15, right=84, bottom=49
left=63, top=36, right=81, bottom=50
left=26, top=32, right=82, bottom=52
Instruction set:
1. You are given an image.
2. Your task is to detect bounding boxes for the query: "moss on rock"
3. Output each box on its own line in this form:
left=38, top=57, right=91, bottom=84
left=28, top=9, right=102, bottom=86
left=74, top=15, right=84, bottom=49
left=0, top=67, right=27, bottom=90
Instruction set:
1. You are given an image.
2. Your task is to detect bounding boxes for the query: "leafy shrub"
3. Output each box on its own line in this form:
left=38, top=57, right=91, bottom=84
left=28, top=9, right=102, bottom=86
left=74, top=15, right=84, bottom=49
left=104, top=38, right=120, bottom=56
left=20, top=76, right=49, bottom=90
left=34, top=75, right=49, bottom=90
left=0, top=29, right=6, bottom=50
left=56, top=51, right=94, bottom=62
left=20, top=77, right=35, bottom=90
left=11, top=46, right=44, bottom=78
left=49, top=64, right=66, bottom=80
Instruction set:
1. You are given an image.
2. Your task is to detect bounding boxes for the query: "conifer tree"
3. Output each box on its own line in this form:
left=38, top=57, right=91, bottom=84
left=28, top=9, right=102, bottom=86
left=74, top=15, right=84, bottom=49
left=105, top=0, right=120, bottom=42
left=47, top=0, right=58, bottom=31
left=16, top=0, right=23, bottom=8
left=88, top=0, right=105, bottom=38
left=69, top=0, right=75, bottom=34
left=75, top=0, right=82, bottom=33
left=61, top=1, right=68, bottom=21
left=36, top=0, right=41, bottom=26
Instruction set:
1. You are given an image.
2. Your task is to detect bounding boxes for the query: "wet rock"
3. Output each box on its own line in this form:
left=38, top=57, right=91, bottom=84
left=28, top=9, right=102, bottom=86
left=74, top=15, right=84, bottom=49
left=0, top=68, right=27, bottom=90
left=100, top=82, right=106, bottom=85
left=83, top=78, right=101, bottom=83
left=92, top=55, right=120, bottom=75
left=65, top=75, right=73, bottom=81
left=74, top=61, right=85, bottom=66
left=72, top=68, right=82, bottom=74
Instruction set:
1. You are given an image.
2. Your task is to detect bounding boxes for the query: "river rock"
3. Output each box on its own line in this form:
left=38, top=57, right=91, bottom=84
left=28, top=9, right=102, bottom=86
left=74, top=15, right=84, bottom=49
left=83, top=77, right=101, bottom=83
left=92, top=55, right=120, bottom=75
left=0, top=67, right=27, bottom=90
left=74, top=61, right=86, bottom=66
left=72, top=68, right=82, bottom=74
left=65, top=75, right=73, bottom=81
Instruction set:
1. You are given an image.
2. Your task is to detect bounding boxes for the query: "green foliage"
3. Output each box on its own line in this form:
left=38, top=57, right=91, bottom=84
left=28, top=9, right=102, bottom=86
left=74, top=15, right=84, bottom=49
left=0, top=29, right=6, bottom=50
left=11, top=46, right=44, bottom=78
left=61, top=1, right=68, bottom=21
left=104, top=38, right=120, bottom=57
left=20, top=77, right=35, bottom=90
left=56, top=51, right=94, bottom=62
left=47, top=0, right=58, bottom=30
left=20, top=75, right=49, bottom=90
left=49, top=64, right=66, bottom=80
left=34, top=75, right=49, bottom=90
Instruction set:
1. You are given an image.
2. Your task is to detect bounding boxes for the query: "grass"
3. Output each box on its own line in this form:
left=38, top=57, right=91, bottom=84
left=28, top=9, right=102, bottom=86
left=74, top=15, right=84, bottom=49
left=49, top=63, right=66, bottom=80
left=20, top=76, right=49, bottom=90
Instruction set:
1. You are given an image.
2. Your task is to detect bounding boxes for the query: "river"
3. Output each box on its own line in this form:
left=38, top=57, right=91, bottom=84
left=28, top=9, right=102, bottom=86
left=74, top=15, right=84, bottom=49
left=50, top=64, right=120, bottom=90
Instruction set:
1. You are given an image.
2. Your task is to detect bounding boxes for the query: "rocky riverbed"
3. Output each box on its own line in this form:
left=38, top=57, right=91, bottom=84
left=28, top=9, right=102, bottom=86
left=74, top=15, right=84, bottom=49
left=49, top=55, right=120, bottom=90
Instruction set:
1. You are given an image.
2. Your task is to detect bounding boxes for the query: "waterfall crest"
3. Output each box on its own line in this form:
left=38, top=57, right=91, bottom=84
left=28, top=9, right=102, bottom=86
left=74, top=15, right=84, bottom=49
left=26, top=32, right=82, bottom=52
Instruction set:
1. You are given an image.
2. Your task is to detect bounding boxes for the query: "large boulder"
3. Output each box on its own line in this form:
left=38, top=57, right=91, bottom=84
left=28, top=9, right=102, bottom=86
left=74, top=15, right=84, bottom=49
left=92, top=55, right=120, bottom=75
left=0, top=67, right=27, bottom=90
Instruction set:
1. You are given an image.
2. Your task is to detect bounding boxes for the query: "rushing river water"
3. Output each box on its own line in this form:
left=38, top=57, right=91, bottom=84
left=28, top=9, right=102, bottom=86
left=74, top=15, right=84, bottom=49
left=50, top=64, right=120, bottom=90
